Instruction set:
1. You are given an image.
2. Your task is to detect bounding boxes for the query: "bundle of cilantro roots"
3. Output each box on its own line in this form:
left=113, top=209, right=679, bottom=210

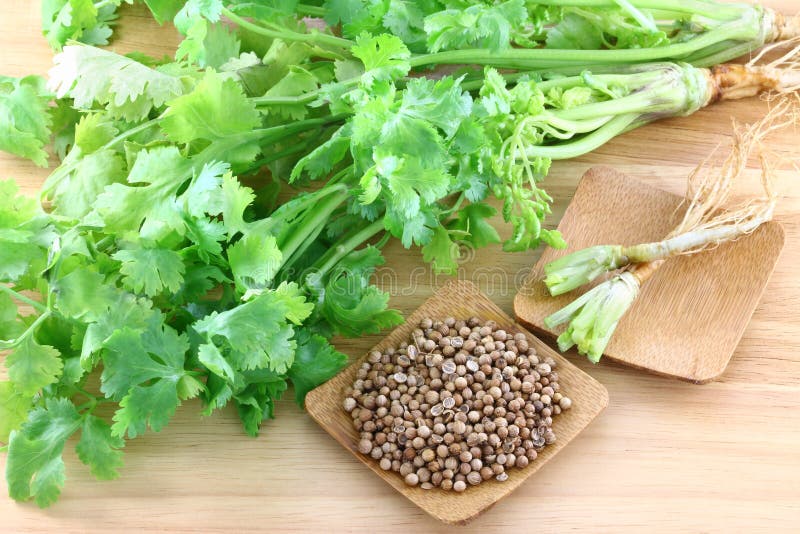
left=1, top=0, right=799, bottom=507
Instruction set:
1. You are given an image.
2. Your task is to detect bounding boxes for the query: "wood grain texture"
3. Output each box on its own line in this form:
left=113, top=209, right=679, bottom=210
left=514, top=167, right=785, bottom=383
left=306, top=280, right=608, bottom=524
left=1, top=1, right=799, bottom=532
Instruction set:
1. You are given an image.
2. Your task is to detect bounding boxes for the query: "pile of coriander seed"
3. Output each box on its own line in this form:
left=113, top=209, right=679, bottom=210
left=344, top=316, right=572, bottom=492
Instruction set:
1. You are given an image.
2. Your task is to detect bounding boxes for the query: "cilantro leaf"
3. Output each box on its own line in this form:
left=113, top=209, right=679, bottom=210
left=0, top=180, right=39, bottom=227
left=351, top=33, right=411, bottom=87
left=193, top=286, right=312, bottom=373
left=53, top=269, right=118, bottom=323
left=173, top=0, right=224, bottom=34
left=101, top=325, right=190, bottom=438
left=383, top=0, right=429, bottom=52
left=143, top=0, right=184, bottom=24
left=0, top=292, right=23, bottom=341
left=75, top=415, right=125, bottom=480
left=0, top=75, right=53, bottom=166
left=49, top=45, right=184, bottom=121
left=161, top=70, right=261, bottom=163
left=6, top=337, right=64, bottom=397
left=197, top=342, right=236, bottom=382
left=424, top=0, right=527, bottom=52
left=287, top=329, right=347, bottom=405
left=448, top=202, right=501, bottom=249
left=546, top=13, right=604, bottom=50
left=176, top=16, right=241, bottom=68
left=290, top=126, right=351, bottom=182
left=49, top=149, right=127, bottom=219
left=113, top=246, right=186, bottom=297
left=324, top=0, right=386, bottom=38
left=421, top=224, right=460, bottom=274
left=320, top=246, right=402, bottom=336
left=227, top=233, right=282, bottom=293
left=220, top=172, right=256, bottom=238
left=0, top=382, right=29, bottom=442
left=41, top=0, right=126, bottom=50
left=100, top=325, right=189, bottom=401
left=93, top=146, right=191, bottom=234
left=6, top=398, right=82, bottom=507
left=234, top=380, right=287, bottom=437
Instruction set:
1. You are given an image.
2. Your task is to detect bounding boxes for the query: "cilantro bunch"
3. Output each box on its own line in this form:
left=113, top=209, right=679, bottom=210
left=1, top=0, right=796, bottom=508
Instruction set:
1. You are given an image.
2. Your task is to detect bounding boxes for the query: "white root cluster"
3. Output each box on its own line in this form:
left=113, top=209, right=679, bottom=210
left=626, top=96, right=796, bottom=264
left=748, top=37, right=800, bottom=94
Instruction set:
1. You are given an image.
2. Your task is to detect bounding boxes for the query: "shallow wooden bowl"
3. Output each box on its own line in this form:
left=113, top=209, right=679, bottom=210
left=306, top=280, right=609, bottom=524
left=514, top=167, right=785, bottom=383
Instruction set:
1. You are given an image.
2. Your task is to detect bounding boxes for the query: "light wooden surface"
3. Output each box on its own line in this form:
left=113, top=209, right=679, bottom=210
left=306, top=281, right=608, bottom=524
left=515, top=167, right=786, bottom=383
left=1, top=1, right=799, bottom=532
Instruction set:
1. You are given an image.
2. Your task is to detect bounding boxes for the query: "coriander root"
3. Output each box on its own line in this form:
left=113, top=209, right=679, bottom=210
left=543, top=97, right=797, bottom=362
left=344, top=317, right=571, bottom=491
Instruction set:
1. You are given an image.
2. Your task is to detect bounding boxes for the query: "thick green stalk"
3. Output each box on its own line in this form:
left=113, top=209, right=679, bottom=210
left=277, top=186, right=350, bottom=269
left=310, top=219, right=386, bottom=281
left=408, top=16, right=764, bottom=70
left=523, top=113, right=639, bottom=160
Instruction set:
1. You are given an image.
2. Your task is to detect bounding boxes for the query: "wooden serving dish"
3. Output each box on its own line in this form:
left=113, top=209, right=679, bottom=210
left=306, top=280, right=609, bottom=524
left=514, top=167, right=785, bottom=383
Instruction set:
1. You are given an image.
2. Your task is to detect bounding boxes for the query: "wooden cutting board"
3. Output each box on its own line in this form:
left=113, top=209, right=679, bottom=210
left=514, top=167, right=785, bottom=383
left=1, top=1, right=800, bottom=532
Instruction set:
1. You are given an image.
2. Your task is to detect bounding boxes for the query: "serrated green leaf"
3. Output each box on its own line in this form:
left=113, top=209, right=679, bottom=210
left=0, top=75, right=53, bottom=166
left=100, top=325, right=189, bottom=401
left=351, top=33, right=410, bottom=87
left=113, top=246, right=186, bottom=297
left=227, top=233, right=282, bottom=292
left=0, top=382, right=30, bottom=442
left=75, top=415, right=125, bottom=480
left=161, top=70, right=261, bottom=146
left=421, top=224, right=460, bottom=274
left=54, top=269, right=118, bottom=322
left=49, top=149, right=127, bottom=219
left=49, top=45, right=184, bottom=121
left=288, top=330, right=347, bottom=405
left=198, top=343, right=236, bottom=382
left=6, top=337, right=64, bottom=397
left=220, top=172, right=255, bottom=238
left=111, top=380, right=180, bottom=438
left=424, top=0, right=527, bottom=52
left=449, top=202, right=501, bottom=249
left=6, top=397, right=81, bottom=507
left=320, top=246, right=402, bottom=336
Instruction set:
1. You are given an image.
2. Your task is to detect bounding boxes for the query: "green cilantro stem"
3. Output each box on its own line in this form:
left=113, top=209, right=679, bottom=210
left=279, top=185, right=349, bottom=269
left=407, top=18, right=763, bottom=69
left=296, top=4, right=327, bottom=18
left=252, top=79, right=360, bottom=108
left=0, top=285, right=47, bottom=313
left=310, top=219, right=386, bottom=281
left=0, top=310, right=52, bottom=350
left=523, top=113, right=639, bottom=159
left=222, top=8, right=354, bottom=51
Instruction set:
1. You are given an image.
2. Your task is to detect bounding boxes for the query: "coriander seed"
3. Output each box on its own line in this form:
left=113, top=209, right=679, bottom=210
left=347, top=316, right=571, bottom=493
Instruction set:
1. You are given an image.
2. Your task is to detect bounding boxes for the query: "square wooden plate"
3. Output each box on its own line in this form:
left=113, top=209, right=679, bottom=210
left=306, top=280, right=609, bottom=525
left=514, top=167, right=785, bottom=383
